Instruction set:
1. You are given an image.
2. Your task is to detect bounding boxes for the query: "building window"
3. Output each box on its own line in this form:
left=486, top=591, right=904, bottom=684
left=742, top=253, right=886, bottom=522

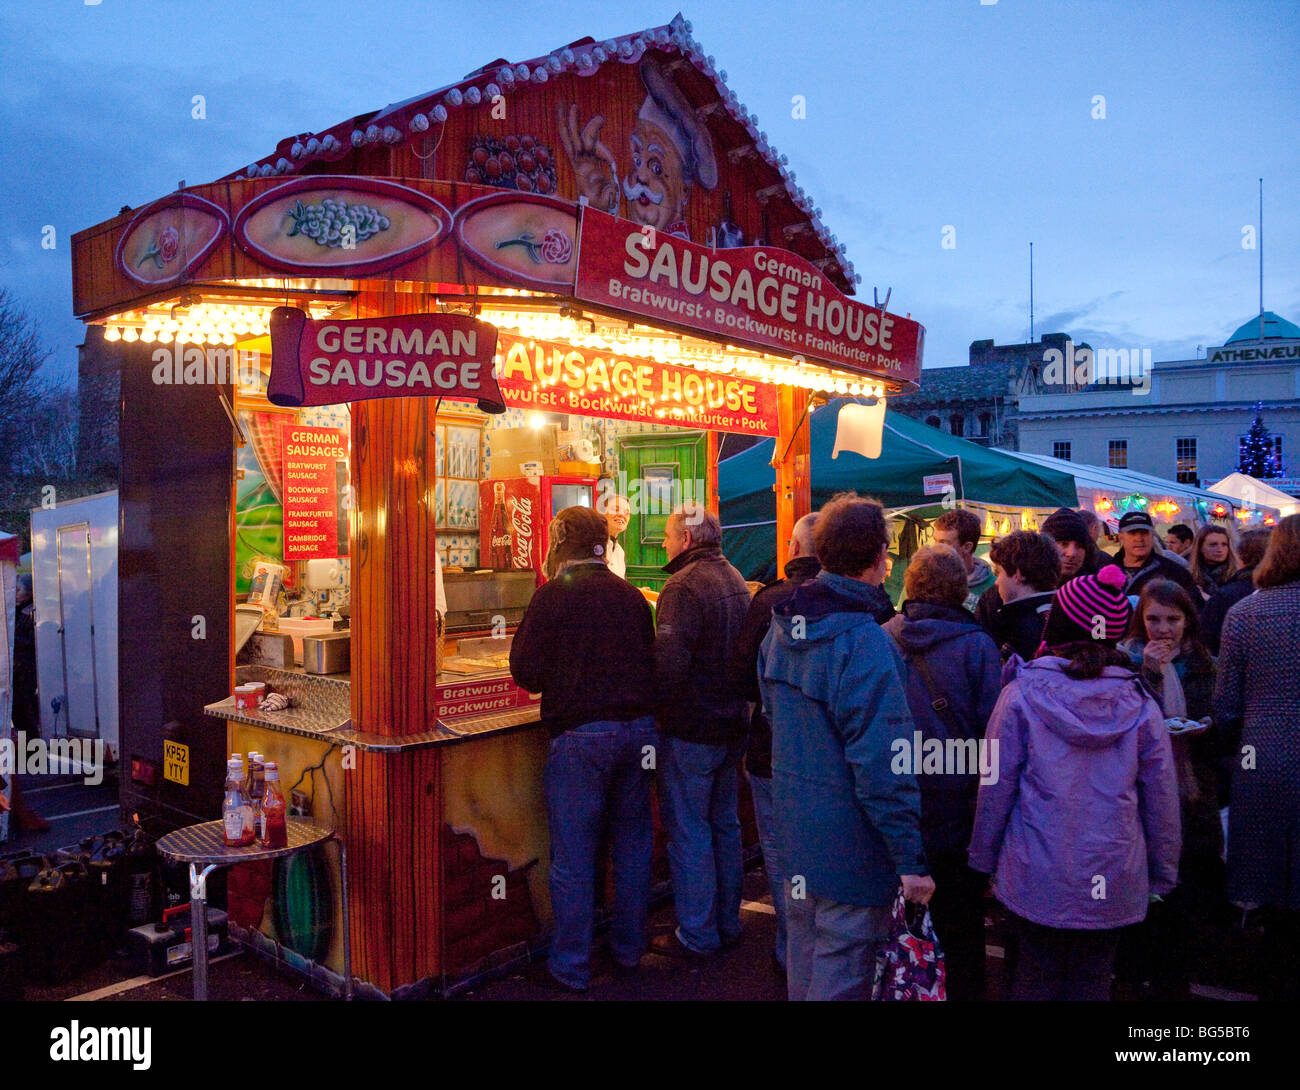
left=1053, top=441, right=1072, bottom=461
left=978, top=412, right=992, bottom=438
left=1176, top=437, right=1198, bottom=484
left=949, top=413, right=964, bottom=437
left=925, top=415, right=941, bottom=429
left=1108, top=439, right=1128, bottom=469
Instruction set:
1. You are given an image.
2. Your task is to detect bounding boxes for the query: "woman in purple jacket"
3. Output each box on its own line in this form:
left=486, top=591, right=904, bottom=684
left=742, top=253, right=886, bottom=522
left=968, top=564, right=1182, bottom=1001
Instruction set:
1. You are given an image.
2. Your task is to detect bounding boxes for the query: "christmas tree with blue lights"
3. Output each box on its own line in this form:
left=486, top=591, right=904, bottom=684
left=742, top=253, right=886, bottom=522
left=1238, top=403, right=1283, bottom=478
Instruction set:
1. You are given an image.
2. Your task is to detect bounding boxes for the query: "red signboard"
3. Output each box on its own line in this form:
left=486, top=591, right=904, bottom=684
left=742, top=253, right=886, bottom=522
left=494, top=331, right=780, bottom=436
left=436, top=674, right=541, bottom=721
left=278, top=423, right=346, bottom=560
left=268, top=307, right=504, bottom=411
left=575, top=208, right=923, bottom=386
left=479, top=478, right=542, bottom=576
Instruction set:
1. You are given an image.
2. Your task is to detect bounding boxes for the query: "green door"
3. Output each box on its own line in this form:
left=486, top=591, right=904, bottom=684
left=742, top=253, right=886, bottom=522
left=616, top=430, right=706, bottom=591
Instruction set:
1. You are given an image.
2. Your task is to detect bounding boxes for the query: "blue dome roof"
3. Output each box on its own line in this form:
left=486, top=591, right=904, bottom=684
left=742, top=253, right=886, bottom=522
left=1226, top=311, right=1300, bottom=343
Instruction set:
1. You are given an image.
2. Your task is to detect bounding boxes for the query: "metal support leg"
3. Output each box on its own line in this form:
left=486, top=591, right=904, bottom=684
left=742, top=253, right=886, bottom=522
left=189, top=864, right=218, bottom=1002
left=335, top=836, right=354, bottom=1000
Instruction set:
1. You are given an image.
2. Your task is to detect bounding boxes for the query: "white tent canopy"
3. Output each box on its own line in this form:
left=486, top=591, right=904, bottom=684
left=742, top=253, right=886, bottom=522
left=1206, top=473, right=1298, bottom=518
left=998, top=450, right=1243, bottom=531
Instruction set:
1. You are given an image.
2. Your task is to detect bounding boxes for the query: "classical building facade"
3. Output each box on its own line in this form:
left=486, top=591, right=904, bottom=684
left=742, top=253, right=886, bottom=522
left=895, top=313, right=1300, bottom=499
left=1016, top=312, right=1300, bottom=493
left=893, top=332, right=1089, bottom=449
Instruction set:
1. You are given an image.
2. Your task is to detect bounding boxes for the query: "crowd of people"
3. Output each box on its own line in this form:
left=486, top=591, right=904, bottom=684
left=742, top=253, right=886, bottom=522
left=508, top=493, right=1300, bottom=1002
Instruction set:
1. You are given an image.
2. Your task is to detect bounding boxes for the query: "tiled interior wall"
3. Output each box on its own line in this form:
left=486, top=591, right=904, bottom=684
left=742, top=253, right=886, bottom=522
left=437, top=410, right=694, bottom=570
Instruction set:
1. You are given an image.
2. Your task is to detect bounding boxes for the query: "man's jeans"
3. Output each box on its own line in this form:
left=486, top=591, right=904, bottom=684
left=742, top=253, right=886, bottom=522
left=747, top=770, right=787, bottom=968
left=544, top=716, right=657, bottom=990
left=657, top=734, right=744, bottom=954
left=785, top=889, right=893, bottom=1001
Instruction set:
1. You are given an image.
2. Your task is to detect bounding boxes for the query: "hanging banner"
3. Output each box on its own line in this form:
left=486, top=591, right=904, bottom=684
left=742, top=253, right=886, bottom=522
left=268, top=307, right=504, bottom=411
left=494, top=331, right=780, bottom=435
left=575, top=207, right=923, bottom=387
left=278, top=422, right=346, bottom=560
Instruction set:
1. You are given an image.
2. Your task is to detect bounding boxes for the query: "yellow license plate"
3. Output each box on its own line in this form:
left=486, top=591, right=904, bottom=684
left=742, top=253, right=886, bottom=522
left=163, top=740, right=190, bottom=785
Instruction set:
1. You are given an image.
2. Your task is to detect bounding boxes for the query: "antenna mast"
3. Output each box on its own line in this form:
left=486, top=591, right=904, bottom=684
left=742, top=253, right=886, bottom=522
left=1029, top=242, right=1035, bottom=343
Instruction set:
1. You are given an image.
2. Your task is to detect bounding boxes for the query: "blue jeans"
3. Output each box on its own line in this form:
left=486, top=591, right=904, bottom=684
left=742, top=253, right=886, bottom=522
left=544, top=716, right=657, bottom=990
left=657, top=734, right=744, bottom=954
left=747, top=771, right=787, bottom=968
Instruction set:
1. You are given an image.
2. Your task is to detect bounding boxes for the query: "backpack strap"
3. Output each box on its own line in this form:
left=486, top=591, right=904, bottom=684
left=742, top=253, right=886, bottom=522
left=905, top=651, right=967, bottom=742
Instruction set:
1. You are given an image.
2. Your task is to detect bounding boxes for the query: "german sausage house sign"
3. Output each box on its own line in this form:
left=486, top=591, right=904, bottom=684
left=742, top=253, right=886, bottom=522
left=576, top=208, right=924, bottom=388
left=268, top=308, right=504, bottom=412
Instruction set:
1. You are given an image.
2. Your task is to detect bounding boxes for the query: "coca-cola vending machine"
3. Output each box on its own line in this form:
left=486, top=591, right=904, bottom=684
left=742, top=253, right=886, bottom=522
left=480, top=476, right=598, bottom=581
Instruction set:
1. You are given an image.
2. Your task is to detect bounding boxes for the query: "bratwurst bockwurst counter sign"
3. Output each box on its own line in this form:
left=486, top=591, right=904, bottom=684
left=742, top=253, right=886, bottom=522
left=268, top=307, right=505, bottom=412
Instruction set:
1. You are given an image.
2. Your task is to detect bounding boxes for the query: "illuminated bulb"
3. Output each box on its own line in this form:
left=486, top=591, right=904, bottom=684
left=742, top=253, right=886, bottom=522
left=122, top=326, right=138, bottom=342
left=104, top=326, right=121, bottom=342
left=222, top=332, right=236, bottom=346
left=139, top=328, right=155, bottom=343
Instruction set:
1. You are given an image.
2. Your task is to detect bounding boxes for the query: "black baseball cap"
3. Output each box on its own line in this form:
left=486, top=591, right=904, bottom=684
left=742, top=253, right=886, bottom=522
left=1117, top=510, right=1154, bottom=532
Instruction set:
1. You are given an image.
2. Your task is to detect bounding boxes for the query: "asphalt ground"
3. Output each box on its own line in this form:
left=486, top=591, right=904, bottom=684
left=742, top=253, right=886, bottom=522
left=0, top=774, right=1267, bottom=1004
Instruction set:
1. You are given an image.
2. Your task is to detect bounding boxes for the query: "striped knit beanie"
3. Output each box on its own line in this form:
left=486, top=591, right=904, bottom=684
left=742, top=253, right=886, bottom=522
left=1041, top=564, right=1132, bottom=647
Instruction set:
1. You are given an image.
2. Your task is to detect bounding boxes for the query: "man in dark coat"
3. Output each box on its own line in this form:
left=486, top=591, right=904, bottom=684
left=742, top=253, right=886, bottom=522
left=1042, top=506, right=1102, bottom=581
left=729, top=512, right=821, bottom=974
left=1113, top=510, right=1200, bottom=600
left=651, top=504, right=753, bottom=958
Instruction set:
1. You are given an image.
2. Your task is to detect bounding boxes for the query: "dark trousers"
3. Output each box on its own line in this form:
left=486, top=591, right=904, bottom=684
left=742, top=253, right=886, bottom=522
left=1009, top=912, right=1121, bottom=1001
left=926, top=851, right=987, bottom=1001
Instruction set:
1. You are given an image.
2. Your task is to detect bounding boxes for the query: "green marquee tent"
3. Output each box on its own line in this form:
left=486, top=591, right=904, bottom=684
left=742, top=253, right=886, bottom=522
left=719, top=398, right=1078, bottom=580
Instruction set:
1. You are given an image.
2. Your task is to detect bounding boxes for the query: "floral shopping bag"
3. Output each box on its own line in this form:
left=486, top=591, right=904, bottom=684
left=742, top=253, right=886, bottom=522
left=871, top=889, right=946, bottom=1001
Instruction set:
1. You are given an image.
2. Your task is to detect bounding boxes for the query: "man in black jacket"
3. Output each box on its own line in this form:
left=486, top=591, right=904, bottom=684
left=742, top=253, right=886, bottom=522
left=1112, top=510, right=1200, bottom=599
left=728, top=512, right=820, bottom=973
left=509, top=507, right=657, bottom=991
left=651, top=504, right=753, bottom=958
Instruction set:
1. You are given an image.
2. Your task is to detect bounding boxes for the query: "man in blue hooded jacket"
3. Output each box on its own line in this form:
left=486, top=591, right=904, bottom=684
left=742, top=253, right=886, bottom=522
left=759, top=494, right=934, bottom=1000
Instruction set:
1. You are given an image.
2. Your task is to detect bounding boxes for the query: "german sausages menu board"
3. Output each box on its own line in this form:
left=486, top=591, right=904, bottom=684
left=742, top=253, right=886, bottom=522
left=278, top=422, right=346, bottom=560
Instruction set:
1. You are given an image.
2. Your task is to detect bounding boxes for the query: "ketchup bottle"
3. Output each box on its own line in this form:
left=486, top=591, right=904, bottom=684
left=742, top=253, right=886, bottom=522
left=258, top=762, right=288, bottom=849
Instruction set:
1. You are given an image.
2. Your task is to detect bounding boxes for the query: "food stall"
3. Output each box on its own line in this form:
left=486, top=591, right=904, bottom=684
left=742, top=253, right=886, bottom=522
left=70, top=16, right=924, bottom=996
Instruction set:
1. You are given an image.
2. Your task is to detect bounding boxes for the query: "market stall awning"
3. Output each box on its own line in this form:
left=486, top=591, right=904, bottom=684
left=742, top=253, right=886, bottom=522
left=719, top=399, right=1077, bottom=577
left=1206, top=472, right=1298, bottom=518
left=1001, top=449, right=1245, bottom=528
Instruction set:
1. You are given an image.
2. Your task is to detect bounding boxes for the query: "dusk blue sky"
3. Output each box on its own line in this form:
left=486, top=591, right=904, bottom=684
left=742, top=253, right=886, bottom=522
left=3, top=0, right=1297, bottom=386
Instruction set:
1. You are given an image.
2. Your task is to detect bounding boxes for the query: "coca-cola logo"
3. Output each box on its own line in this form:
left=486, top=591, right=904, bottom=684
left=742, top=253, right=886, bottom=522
left=509, top=497, right=533, bottom=569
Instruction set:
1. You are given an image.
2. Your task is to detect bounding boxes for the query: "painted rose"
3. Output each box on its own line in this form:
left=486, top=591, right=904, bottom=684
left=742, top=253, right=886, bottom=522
left=540, top=229, right=572, bottom=264
left=158, top=225, right=180, bottom=263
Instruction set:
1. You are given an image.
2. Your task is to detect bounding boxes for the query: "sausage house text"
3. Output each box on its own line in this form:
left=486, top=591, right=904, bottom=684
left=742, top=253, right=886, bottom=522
left=307, top=324, right=483, bottom=391
left=498, top=339, right=757, bottom=411
left=619, top=237, right=895, bottom=352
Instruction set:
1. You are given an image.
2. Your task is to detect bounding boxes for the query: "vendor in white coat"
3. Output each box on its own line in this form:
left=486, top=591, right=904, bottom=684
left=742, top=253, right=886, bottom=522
left=604, top=494, right=631, bottom=579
